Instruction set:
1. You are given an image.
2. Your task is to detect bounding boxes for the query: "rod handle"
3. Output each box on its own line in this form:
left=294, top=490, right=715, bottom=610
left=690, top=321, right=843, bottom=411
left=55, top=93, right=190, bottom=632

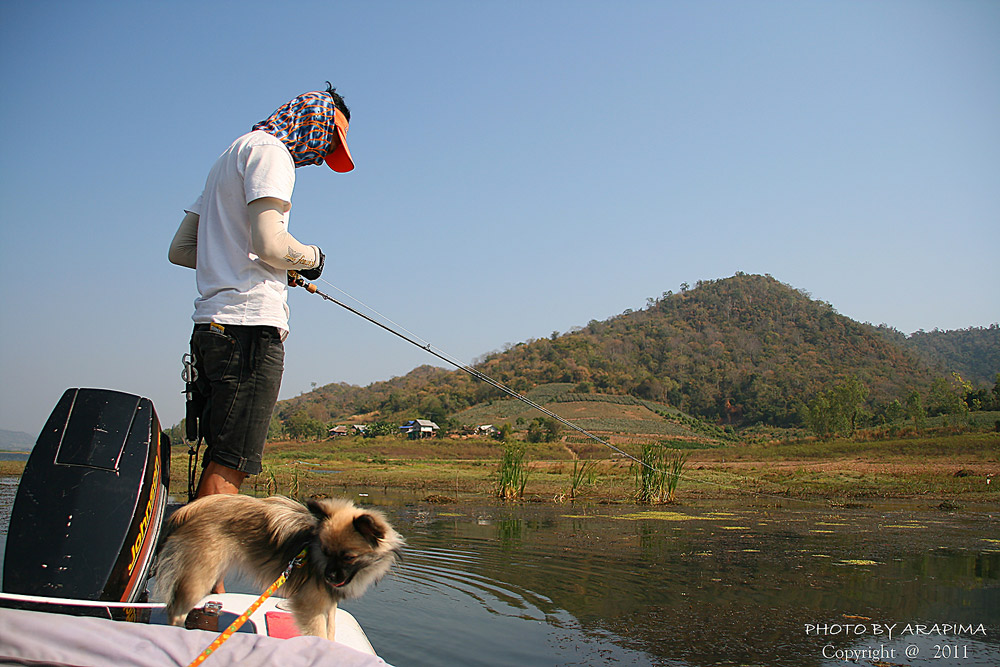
left=288, top=270, right=319, bottom=294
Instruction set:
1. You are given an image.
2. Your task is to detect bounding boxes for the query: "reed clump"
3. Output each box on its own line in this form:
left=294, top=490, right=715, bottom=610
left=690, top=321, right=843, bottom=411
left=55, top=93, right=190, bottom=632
left=252, top=464, right=280, bottom=497
left=496, top=442, right=530, bottom=500
left=633, top=442, right=689, bottom=504
left=569, top=459, right=598, bottom=500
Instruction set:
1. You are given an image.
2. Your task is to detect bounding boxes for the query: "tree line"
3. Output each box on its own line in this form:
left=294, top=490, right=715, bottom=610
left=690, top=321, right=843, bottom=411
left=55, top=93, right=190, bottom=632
left=802, top=372, right=1000, bottom=438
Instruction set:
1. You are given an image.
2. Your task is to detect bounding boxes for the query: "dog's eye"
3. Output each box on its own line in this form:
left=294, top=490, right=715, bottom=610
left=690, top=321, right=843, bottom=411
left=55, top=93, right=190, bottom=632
left=342, top=553, right=358, bottom=563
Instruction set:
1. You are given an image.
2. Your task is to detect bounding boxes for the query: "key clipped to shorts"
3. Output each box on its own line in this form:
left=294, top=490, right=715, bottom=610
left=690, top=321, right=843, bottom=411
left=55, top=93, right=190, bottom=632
left=182, top=351, right=202, bottom=442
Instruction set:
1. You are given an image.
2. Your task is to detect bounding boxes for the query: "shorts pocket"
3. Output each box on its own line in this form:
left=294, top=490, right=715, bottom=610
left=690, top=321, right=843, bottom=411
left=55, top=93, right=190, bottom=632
left=192, top=329, right=241, bottom=385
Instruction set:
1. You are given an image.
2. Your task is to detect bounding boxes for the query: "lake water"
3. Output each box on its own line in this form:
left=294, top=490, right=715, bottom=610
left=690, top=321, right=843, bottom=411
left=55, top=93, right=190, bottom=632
left=2, top=479, right=998, bottom=666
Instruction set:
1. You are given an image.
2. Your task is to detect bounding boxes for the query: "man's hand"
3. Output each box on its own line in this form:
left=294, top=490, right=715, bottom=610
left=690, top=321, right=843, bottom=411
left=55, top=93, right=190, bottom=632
left=298, top=248, right=325, bottom=280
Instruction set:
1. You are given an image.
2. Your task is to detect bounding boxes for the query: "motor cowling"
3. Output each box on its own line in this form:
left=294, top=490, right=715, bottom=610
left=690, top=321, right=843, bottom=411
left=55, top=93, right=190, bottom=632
left=3, top=388, right=170, bottom=615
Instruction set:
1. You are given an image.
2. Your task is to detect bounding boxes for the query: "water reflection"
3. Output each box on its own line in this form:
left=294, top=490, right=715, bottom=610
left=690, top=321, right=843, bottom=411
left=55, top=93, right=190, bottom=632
left=348, top=498, right=999, bottom=667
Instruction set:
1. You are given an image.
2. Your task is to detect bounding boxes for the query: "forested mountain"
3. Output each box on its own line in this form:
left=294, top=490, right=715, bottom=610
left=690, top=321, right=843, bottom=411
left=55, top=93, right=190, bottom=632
left=279, top=274, right=994, bottom=429
left=893, top=326, right=999, bottom=385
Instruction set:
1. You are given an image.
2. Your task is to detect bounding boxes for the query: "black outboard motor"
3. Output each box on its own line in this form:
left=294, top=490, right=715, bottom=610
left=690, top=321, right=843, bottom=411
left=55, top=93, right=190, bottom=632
left=2, top=388, right=170, bottom=619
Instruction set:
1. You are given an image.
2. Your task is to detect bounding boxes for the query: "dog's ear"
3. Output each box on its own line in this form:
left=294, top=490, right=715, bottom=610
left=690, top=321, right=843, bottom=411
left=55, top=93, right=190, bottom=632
left=306, top=499, right=331, bottom=522
left=353, top=513, right=386, bottom=547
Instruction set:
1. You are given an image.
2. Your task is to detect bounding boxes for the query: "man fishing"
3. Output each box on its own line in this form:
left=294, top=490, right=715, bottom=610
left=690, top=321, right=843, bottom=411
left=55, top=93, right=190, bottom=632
left=169, top=83, right=355, bottom=500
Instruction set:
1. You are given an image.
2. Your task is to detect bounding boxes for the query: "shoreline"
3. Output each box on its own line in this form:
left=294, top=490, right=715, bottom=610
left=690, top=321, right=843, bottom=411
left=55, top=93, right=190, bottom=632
left=4, top=429, right=997, bottom=506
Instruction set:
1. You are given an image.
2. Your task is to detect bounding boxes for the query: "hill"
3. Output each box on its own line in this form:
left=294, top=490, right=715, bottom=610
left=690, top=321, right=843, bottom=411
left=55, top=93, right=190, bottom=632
left=0, top=429, right=35, bottom=452
left=891, top=325, right=999, bottom=386
left=277, top=274, right=993, bottom=430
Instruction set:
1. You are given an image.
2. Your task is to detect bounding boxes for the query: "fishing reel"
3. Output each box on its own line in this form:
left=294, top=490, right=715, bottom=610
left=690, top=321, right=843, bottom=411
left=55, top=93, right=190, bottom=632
left=287, top=270, right=319, bottom=293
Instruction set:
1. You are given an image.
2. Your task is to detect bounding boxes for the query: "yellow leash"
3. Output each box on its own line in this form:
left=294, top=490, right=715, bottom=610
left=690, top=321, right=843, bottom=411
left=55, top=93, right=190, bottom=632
left=187, top=546, right=308, bottom=667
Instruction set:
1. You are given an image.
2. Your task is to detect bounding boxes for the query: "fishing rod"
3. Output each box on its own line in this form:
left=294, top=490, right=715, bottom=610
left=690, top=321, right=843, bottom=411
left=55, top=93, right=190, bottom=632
left=287, top=271, right=656, bottom=471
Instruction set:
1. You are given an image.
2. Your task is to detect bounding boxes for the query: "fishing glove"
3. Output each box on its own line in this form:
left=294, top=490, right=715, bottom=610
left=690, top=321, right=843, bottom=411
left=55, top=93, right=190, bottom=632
left=298, top=248, right=325, bottom=280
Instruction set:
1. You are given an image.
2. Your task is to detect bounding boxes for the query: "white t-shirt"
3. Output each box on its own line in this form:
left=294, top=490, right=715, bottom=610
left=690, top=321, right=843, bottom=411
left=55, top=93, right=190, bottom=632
left=189, top=131, right=296, bottom=331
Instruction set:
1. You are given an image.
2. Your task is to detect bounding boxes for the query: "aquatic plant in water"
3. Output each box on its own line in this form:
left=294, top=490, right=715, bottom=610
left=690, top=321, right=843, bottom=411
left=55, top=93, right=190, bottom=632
left=633, top=442, right=689, bottom=504
left=569, top=459, right=597, bottom=500
left=253, top=464, right=279, bottom=496
left=496, top=442, right=530, bottom=500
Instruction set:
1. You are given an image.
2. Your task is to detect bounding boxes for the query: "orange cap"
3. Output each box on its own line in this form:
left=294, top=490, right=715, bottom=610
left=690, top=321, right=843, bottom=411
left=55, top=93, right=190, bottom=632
left=324, top=108, right=355, bottom=173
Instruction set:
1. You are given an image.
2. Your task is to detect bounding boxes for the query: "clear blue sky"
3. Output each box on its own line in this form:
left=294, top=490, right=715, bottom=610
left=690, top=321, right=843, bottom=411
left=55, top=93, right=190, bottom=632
left=1, top=1, right=997, bottom=435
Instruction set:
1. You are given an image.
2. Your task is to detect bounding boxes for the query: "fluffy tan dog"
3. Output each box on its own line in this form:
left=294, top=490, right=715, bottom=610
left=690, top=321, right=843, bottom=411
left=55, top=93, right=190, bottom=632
left=153, top=495, right=403, bottom=639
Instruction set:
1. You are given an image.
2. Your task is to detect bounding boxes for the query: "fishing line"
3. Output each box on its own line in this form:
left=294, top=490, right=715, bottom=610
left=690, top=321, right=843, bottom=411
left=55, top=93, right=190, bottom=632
left=295, top=273, right=649, bottom=465
left=293, top=273, right=830, bottom=505
left=317, top=276, right=434, bottom=351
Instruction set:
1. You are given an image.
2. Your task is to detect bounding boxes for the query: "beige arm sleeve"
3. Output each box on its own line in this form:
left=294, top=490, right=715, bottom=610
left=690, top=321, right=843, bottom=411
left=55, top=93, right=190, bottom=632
left=168, top=211, right=199, bottom=269
left=248, top=198, right=320, bottom=271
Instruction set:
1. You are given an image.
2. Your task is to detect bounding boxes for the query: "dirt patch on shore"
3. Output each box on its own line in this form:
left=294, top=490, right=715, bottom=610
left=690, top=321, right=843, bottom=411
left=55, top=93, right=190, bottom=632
left=701, top=459, right=997, bottom=476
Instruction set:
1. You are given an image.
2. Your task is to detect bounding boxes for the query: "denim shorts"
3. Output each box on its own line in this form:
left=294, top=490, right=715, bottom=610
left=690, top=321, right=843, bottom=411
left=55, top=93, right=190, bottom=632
left=190, top=323, right=284, bottom=475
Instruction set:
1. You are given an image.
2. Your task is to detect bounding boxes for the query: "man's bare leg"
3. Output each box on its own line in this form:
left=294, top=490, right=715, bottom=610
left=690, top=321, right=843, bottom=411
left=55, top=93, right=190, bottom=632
left=195, top=461, right=249, bottom=593
left=196, top=460, right=248, bottom=498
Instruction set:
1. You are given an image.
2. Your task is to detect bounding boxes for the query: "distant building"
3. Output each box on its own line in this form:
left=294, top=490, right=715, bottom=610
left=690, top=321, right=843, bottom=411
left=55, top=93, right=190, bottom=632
left=328, top=425, right=350, bottom=437
left=352, top=424, right=367, bottom=435
left=400, top=419, right=440, bottom=439
left=475, top=424, right=498, bottom=436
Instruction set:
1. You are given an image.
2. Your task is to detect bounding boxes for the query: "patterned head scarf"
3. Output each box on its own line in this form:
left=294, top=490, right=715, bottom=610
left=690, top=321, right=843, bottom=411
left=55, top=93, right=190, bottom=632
left=252, top=91, right=354, bottom=172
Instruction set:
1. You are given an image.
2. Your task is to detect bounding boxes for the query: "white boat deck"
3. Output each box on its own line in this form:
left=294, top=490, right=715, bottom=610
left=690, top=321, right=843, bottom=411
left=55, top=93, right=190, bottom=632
left=0, top=593, right=388, bottom=666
